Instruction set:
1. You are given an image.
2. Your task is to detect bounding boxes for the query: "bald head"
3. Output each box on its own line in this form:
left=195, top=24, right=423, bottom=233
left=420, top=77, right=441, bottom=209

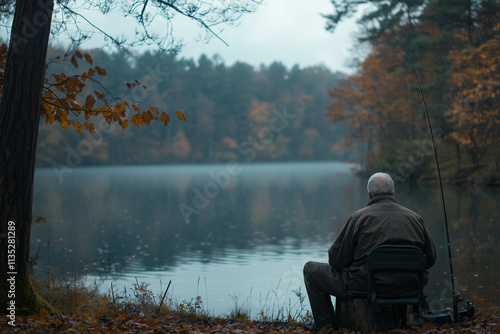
left=367, top=172, right=395, bottom=198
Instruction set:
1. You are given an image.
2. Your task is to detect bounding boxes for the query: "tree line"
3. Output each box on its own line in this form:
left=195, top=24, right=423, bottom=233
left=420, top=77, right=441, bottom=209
left=324, top=0, right=499, bottom=185
left=34, top=49, right=352, bottom=168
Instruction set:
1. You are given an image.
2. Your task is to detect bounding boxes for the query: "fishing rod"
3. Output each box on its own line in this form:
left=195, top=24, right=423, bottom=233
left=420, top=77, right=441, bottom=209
left=404, top=52, right=474, bottom=323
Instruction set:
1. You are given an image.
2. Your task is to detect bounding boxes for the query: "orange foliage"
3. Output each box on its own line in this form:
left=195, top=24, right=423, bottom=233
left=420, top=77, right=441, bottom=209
left=327, top=44, right=423, bottom=151
left=172, top=130, right=191, bottom=159
left=447, top=27, right=500, bottom=157
left=0, top=44, right=184, bottom=134
left=248, top=99, right=274, bottom=130
left=221, top=137, right=237, bottom=149
left=326, top=0, right=499, bottom=175
left=246, top=99, right=284, bottom=159
left=176, top=110, right=188, bottom=121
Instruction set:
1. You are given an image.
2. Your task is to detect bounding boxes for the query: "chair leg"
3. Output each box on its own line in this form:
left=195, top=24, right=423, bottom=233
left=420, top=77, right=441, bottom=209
left=370, top=304, right=375, bottom=331
left=413, top=304, right=425, bottom=326
left=399, top=305, right=407, bottom=328
left=413, top=303, right=420, bottom=317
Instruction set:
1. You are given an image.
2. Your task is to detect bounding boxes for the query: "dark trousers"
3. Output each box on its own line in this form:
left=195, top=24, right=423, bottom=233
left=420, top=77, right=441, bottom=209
left=303, top=261, right=350, bottom=328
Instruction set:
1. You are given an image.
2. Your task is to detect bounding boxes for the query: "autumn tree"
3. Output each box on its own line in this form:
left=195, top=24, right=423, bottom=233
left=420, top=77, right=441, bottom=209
left=0, top=0, right=261, bottom=314
left=326, top=41, right=425, bottom=170
left=323, top=0, right=499, bottom=182
left=447, top=24, right=500, bottom=171
left=246, top=99, right=280, bottom=159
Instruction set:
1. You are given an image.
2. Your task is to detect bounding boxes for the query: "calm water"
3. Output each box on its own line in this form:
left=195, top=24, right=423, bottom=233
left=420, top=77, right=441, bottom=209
left=32, top=162, right=500, bottom=317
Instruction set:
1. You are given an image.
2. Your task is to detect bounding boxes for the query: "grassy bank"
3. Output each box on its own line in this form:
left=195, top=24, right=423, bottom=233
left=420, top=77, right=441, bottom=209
left=1, top=276, right=499, bottom=333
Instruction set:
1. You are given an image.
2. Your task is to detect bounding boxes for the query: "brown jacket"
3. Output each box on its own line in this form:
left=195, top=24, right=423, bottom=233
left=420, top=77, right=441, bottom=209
left=328, top=195, right=437, bottom=297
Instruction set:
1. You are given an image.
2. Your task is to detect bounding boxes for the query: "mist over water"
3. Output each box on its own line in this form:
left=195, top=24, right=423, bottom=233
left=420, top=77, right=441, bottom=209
left=32, top=162, right=500, bottom=317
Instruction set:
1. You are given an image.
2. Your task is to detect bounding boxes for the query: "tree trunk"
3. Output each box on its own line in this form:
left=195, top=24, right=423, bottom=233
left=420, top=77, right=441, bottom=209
left=0, top=0, right=54, bottom=315
left=336, top=298, right=404, bottom=331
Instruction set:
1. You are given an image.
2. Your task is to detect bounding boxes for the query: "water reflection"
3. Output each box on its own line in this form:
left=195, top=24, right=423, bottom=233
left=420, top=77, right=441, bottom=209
left=32, top=162, right=499, bottom=315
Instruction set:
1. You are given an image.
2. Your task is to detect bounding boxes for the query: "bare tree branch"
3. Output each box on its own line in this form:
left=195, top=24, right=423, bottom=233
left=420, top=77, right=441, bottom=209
left=57, top=0, right=262, bottom=52
left=57, top=2, right=130, bottom=51
left=155, top=0, right=229, bottom=46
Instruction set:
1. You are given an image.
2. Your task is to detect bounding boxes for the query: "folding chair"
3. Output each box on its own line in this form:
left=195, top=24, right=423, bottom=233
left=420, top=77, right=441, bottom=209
left=347, top=245, right=428, bottom=330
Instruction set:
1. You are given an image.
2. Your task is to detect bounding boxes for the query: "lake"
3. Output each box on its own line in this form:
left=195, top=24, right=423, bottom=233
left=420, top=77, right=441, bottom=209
left=32, top=162, right=500, bottom=318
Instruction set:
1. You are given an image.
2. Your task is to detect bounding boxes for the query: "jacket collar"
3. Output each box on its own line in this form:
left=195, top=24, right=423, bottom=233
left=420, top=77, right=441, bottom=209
left=367, top=194, right=396, bottom=206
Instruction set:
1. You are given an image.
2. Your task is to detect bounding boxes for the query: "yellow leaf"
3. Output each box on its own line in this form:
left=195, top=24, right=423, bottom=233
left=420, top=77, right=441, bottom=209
left=70, top=99, right=82, bottom=109
left=94, top=90, right=106, bottom=101
left=85, top=122, right=95, bottom=135
left=84, top=53, right=93, bottom=65
left=150, top=104, right=159, bottom=114
left=75, top=50, right=83, bottom=59
left=88, top=68, right=95, bottom=77
left=52, top=73, right=64, bottom=82
left=60, top=118, right=70, bottom=130
left=75, top=323, right=87, bottom=329
left=131, top=114, right=142, bottom=127
left=118, top=313, right=127, bottom=321
left=160, top=112, right=170, bottom=125
left=113, top=105, right=126, bottom=117
left=95, top=66, right=107, bottom=76
left=176, top=110, right=187, bottom=121
left=35, top=216, right=46, bottom=225
left=71, top=55, right=78, bottom=68
left=39, top=308, right=48, bottom=318
left=96, top=105, right=110, bottom=113
left=121, top=119, right=129, bottom=129
left=85, top=95, right=96, bottom=109
left=74, top=122, right=83, bottom=133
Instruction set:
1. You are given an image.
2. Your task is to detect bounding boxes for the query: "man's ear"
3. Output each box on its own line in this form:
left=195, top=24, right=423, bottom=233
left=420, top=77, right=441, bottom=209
left=369, top=192, right=373, bottom=200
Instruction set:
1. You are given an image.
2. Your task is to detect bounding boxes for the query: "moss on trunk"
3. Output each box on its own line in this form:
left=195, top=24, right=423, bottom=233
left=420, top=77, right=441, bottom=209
left=1, top=271, right=55, bottom=315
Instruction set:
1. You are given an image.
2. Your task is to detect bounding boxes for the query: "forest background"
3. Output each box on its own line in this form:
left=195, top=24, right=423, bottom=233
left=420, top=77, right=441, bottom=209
left=35, top=51, right=348, bottom=167
left=31, top=0, right=500, bottom=185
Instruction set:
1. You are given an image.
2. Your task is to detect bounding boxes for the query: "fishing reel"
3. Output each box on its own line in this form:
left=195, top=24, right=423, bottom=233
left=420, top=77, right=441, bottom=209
left=421, top=293, right=475, bottom=325
left=454, top=294, right=475, bottom=322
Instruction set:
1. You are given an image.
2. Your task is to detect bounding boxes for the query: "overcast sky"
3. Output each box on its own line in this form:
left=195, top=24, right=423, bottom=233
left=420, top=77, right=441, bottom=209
left=70, top=0, right=363, bottom=73
left=175, top=0, right=362, bottom=73
left=0, top=1, right=362, bottom=73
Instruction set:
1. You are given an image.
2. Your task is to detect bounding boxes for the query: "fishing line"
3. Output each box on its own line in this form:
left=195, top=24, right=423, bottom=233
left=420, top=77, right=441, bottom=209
left=403, top=52, right=459, bottom=321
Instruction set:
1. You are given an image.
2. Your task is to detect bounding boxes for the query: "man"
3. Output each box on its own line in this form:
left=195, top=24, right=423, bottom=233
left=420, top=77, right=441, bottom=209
left=303, top=172, right=437, bottom=331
